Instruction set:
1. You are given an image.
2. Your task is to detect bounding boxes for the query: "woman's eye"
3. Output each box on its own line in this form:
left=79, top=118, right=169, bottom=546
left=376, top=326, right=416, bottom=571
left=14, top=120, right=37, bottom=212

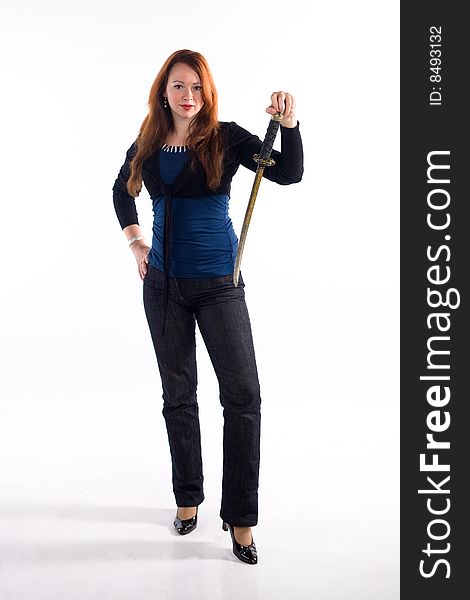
left=172, top=84, right=201, bottom=91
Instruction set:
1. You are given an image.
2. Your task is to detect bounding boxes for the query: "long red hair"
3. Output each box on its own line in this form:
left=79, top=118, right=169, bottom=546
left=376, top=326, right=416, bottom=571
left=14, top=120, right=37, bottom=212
left=127, top=49, right=224, bottom=196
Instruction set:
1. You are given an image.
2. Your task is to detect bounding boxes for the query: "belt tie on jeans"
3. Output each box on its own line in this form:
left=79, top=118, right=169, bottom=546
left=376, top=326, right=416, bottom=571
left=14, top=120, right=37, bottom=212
left=161, top=183, right=174, bottom=337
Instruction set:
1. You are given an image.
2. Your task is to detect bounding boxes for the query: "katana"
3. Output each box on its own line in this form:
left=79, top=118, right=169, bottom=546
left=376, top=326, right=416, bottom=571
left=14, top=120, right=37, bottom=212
left=233, top=111, right=284, bottom=287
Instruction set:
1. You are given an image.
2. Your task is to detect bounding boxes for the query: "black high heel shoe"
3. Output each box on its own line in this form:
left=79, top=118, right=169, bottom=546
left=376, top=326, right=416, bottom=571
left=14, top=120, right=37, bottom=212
left=174, top=506, right=198, bottom=535
left=222, top=521, right=258, bottom=564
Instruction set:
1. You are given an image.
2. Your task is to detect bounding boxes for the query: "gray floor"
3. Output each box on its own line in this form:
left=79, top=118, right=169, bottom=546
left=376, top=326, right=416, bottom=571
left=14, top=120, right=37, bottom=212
left=0, top=365, right=399, bottom=600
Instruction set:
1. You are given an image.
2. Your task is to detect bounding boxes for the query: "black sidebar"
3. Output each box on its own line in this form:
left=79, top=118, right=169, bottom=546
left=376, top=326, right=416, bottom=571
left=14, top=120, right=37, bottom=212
left=401, top=3, right=468, bottom=599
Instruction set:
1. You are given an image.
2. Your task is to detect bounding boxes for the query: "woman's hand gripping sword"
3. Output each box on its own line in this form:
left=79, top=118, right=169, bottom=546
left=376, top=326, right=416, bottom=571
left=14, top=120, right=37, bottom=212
left=233, top=111, right=284, bottom=287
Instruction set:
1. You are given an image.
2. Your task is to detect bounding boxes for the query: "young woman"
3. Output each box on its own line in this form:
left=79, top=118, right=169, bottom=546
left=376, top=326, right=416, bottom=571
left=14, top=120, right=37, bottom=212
left=112, top=49, right=303, bottom=565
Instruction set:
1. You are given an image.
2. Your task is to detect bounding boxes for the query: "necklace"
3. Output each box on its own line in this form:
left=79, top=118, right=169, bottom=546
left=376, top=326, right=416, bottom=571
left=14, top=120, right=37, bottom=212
left=161, top=143, right=188, bottom=153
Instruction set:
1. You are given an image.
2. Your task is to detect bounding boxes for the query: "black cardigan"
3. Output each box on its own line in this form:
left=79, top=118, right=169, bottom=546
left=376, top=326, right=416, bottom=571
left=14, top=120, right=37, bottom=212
left=112, top=120, right=304, bottom=334
left=113, top=120, right=304, bottom=228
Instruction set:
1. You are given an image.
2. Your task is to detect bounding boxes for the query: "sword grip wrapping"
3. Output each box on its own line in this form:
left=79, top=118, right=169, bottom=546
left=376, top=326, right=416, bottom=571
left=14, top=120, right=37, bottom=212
left=258, top=115, right=282, bottom=161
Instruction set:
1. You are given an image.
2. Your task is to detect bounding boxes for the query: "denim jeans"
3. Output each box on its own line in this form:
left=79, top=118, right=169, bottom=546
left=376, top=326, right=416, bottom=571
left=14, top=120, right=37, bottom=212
left=142, top=264, right=262, bottom=527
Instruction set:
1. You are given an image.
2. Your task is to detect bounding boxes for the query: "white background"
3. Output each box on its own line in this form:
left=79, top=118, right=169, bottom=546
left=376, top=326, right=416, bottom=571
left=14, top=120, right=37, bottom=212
left=0, top=1, right=399, bottom=598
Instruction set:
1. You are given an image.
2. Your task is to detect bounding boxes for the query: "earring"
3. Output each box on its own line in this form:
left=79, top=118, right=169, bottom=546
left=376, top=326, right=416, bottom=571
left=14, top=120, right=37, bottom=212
left=163, top=96, right=168, bottom=108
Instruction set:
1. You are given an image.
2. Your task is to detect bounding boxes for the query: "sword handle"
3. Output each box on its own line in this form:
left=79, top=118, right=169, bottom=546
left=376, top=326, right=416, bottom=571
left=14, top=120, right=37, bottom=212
left=257, top=112, right=283, bottom=162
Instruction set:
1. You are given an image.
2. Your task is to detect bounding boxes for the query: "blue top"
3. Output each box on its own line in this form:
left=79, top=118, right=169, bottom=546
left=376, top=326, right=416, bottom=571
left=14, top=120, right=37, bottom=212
left=147, top=144, right=238, bottom=278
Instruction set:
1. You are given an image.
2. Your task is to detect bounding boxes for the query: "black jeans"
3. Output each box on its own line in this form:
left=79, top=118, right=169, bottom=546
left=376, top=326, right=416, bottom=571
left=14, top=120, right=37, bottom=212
left=143, top=264, right=262, bottom=527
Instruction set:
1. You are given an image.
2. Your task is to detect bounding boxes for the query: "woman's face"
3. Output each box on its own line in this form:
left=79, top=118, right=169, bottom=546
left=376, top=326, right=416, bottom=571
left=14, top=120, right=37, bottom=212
left=165, top=63, right=204, bottom=122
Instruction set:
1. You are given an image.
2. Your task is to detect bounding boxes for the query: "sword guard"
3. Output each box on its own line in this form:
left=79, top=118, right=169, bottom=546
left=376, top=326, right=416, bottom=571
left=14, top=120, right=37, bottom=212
left=253, top=154, right=276, bottom=167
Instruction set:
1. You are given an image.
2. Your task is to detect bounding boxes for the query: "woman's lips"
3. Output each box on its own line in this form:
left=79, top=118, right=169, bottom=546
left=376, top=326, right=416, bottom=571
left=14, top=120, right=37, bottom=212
left=181, top=105, right=194, bottom=110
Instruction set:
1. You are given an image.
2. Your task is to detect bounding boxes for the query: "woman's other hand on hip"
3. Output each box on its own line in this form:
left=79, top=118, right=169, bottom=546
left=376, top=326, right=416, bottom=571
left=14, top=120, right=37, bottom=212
left=131, top=242, right=151, bottom=280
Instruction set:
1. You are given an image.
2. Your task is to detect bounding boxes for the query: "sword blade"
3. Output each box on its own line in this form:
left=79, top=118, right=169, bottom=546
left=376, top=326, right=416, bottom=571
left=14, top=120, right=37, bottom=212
left=233, top=166, right=265, bottom=286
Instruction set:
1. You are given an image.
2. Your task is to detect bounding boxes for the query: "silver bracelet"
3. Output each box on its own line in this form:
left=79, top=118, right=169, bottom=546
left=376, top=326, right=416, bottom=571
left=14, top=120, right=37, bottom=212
left=128, top=235, right=144, bottom=247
